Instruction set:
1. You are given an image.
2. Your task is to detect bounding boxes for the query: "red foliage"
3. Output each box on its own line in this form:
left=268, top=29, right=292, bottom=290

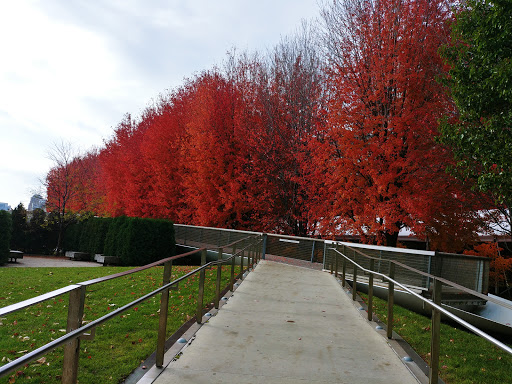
left=46, top=149, right=105, bottom=216
left=464, top=243, right=512, bottom=289
left=44, top=3, right=489, bottom=250
left=309, top=0, right=474, bottom=246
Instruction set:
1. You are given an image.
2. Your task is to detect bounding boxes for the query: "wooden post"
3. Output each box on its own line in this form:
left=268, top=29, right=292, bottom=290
left=196, top=249, right=207, bottom=324
left=62, top=285, right=86, bottom=384
left=387, top=262, right=395, bottom=339
left=156, top=260, right=172, bottom=368
left=430, top=278, right=442, bottom=384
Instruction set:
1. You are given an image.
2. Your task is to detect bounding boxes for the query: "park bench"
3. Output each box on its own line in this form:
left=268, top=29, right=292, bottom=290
left=94, top=254, right=120, bottom=266
left=64, top=251, right=91, bottom=261
left=9, top=250, right=24, bottom=262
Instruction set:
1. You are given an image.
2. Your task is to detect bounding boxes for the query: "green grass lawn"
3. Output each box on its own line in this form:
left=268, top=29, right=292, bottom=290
left=0, top=265, right=233, bottom=384
left=359, top=293, right=512, bottom=384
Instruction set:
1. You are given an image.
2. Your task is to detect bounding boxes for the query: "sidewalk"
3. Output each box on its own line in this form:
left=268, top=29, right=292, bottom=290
left=3, top=255, right=101, bottom=268
left=144, top=260, right=421, bottom=384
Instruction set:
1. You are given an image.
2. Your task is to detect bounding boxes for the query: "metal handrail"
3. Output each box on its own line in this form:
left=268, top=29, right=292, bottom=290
left=0, top=249, right=202, bottom=317
left=330, top=247, right=512, bottom=384
left=0, top=235, right=256, bottom=317
left=0, top=234, right=263, bottom=383
left=344, top=244, right=512, bottom=310
left=0, top=285, right=82, bottom=317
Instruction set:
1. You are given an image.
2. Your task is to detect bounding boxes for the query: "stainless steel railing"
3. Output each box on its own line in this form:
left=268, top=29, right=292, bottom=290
left=175, top=224, right=490, bottom=295
left=0, top=234, right=263, bottom=384
left=329, top=245, right=512, bottom=384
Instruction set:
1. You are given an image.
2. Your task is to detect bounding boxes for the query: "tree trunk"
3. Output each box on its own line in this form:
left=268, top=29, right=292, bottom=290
left=384, top=231, right=399, bottom=248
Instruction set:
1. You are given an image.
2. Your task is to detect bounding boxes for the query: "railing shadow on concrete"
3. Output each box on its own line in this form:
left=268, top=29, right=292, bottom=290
left=329, top=244, right=512, bottom=384
left=0, top=234, right=263, bottom=384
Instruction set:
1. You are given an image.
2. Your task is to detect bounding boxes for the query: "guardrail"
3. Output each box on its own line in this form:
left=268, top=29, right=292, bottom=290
left=329, top=244, right=512, bottom=384
left=0, top=234, right=263, bottom=384
left=175, top=224, right=490, bottom=296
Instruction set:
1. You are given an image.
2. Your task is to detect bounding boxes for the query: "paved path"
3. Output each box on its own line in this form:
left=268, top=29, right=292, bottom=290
left=147, top=260, right=420, bottom=384
left=4, top=256, right=101, bottom=268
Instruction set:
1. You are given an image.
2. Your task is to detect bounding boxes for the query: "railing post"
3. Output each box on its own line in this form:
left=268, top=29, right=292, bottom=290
left=156, top=260, right=172, bottom=368
left=230, top=243, right=236, bottom=291
left=62, top=285, right=86, bottom=384
left=261, top=234, right=267, bottom=260
left=256, top=238, right=261, bottom=264
left=430, top=278, right=442, bottom=384
left=368, top=258, right=374, bottom=322
left=334, top=245, right=339, bottom=278
left=352, top=264, right=358, bottom=301
left=240, top=241, right=245, bottom=279
left=249, top=243, right=253, bottom=269
left=330, top=251, right=334, bottom=274
left=342, top=256, right=347, bottom=287
left=387, top=262, right=395, bottom=339
left=196, top=249, right=207, bottom=324
left=215, top=248, right=223, bottom=309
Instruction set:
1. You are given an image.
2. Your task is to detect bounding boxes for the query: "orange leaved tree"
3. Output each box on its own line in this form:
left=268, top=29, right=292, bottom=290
left=310, top=0, right=476, bottom=246
left=465, top=242, right=512, bottom=295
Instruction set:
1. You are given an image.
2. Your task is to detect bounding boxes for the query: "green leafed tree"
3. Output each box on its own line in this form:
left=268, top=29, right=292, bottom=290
left=440, top=0, right=512, bottom=222
left=11, top=203, right=28, bottom=251
left=0, top=210, right=12, bottom=264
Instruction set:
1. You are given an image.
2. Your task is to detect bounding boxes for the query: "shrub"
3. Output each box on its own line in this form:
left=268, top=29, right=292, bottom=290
left=89, top=217, right=113, bottom=254
left=0, top=210, right=12, bottom=264
left=63, top=220, right=83, bottom=252
left=104, top=216, right=130, bottom=257
left=104, top=216, right=175, bottom=266
left=65, top=216, right=175, bottom=266
left=121, top=218, right=175, bottom=266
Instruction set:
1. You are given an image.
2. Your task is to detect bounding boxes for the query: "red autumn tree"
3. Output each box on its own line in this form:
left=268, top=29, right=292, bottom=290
left=100, top=113, right=158, bottom=217
left=138, top=89, right=191, bottom=222
left=178, top=71, right=251, bottom=228
left=65, top=149, right=106, bottom=215
left=45, top=142, right=93, bottom=253
left=465, top=242, right=512, bottom=294
left=311, top=0, right=475, bottom=246
left=228, top=25, right=326, bottom=235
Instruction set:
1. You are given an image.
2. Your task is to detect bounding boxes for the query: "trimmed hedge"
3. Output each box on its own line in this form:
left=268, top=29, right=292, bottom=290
left=66, top=216, right=175, bottom=266
left=0, top=210, right=12, bottom=265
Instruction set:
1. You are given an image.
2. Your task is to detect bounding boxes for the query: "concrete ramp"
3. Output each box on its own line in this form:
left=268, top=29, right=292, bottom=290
left=149, top=260, right=419, bottom=383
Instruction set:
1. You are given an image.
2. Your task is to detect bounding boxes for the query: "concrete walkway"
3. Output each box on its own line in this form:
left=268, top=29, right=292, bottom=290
left=3, top=255, right=101, bottom=268
left=147, top=260, right=420, bottom=384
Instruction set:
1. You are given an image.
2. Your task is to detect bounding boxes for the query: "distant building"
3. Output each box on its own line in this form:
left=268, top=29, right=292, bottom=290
left=0, top=202, right=11, bottom=211
left=28, top=194, right=46, bottom=211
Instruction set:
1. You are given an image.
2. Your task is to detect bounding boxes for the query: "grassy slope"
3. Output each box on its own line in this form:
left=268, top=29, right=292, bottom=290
left=359, top=293, right=512, bottom=384
left=0, top=265, right=232, bottom=384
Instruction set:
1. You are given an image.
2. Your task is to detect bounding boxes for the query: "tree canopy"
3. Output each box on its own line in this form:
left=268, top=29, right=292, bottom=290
left=440, top=0, right=512, bottom=207
left=43, top=0, right=504, bottom=252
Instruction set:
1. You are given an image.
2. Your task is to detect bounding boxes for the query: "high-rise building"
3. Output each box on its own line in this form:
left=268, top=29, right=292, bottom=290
left=0, top=202, right=11, bottom=211
left=28, top=194, right=46, bottom=211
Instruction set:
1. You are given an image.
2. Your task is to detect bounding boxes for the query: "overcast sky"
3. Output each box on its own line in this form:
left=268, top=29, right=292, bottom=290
left=0, top=0, right=321, bottom=209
